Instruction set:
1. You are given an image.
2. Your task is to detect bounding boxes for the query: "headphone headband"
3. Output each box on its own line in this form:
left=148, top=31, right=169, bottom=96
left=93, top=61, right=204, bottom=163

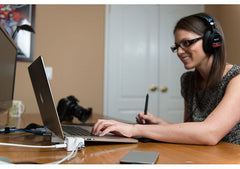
left=194, top=14, right=216, bottom=32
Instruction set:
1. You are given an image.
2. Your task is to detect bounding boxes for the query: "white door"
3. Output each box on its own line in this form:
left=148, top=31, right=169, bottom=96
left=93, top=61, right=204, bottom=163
left=104, top=5, right=204, bottom=123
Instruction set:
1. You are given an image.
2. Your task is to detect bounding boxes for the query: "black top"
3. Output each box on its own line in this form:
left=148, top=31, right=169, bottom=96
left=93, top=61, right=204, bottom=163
left=181, top=65, right=240, bottom=144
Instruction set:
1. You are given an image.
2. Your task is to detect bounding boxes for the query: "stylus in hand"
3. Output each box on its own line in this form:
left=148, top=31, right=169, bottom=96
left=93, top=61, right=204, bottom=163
left=144, top=93, right=149, bottom=115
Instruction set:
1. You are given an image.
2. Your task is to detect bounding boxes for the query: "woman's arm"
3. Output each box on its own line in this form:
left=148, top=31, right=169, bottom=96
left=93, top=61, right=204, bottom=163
left=137, top=74, right=240, bottom=145
left=92, top=74, right=240, bottom=145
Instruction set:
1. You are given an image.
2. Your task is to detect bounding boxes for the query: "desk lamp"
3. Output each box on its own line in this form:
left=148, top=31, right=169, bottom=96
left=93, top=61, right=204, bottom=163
left=12, top=24, right=35, bottom=39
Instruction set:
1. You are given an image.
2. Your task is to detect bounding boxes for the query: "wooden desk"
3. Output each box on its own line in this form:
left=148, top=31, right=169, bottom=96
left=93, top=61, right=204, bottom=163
left=0, top=113, right=240, bottom=164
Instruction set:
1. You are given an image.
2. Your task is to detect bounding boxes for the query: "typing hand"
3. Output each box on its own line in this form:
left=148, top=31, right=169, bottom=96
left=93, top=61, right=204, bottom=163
left=91, top=119, right=135, bottom=137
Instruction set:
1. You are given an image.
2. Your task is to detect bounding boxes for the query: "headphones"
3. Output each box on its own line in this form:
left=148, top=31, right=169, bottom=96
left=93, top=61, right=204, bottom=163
left=194, top=13, right=222, bottom=54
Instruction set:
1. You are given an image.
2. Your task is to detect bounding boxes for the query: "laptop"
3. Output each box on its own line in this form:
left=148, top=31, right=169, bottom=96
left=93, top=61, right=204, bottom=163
left=28, top=56, right=138, bottom=143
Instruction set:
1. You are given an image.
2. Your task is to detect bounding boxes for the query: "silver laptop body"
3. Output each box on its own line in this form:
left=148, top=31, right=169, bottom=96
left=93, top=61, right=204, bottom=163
left=28, top=56, right=138, bottom=143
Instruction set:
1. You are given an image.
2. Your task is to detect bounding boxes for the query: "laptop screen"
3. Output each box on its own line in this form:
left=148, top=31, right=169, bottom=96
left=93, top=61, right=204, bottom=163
left=28, top=56, right=64, bottom=139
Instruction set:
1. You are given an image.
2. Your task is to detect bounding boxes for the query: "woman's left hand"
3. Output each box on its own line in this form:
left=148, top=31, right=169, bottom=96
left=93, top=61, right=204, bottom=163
left=91, top=119, right=135, bottom=137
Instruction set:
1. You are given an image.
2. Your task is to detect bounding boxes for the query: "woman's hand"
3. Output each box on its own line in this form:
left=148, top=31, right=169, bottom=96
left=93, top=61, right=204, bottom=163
left=136, top=111, right=159, bottom=124
left=91, top=119, right=136, bottom=137
left=136, top=112, right=171, bottom=125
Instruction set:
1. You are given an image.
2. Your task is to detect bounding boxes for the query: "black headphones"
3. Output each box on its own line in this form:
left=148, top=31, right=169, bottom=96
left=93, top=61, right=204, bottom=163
left=194, top=13, right=222, bottom=54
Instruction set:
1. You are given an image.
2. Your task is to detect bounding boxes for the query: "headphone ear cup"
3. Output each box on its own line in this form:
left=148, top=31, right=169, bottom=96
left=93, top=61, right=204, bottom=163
left=194, top=14, right=223, bottom=54
left=211, top=31, right=222, bottom=48
left=202, top=30, right=212, bottom=54
left=203, top=30, right=222, bottom=54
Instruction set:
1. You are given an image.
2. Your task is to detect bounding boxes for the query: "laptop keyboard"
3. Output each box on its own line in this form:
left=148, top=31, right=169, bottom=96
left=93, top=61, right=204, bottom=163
left=62, top=125, right=92, bottom=136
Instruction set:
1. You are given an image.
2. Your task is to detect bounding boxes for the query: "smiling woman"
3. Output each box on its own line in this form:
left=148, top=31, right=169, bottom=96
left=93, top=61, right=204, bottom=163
left=173, top=29, right=207, bottom=70
left=92, top=12, right=240, bottom=146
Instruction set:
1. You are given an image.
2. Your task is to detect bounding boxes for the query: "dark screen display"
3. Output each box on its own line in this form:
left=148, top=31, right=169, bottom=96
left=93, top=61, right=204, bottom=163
left=0, top=25, right=17, bottom=113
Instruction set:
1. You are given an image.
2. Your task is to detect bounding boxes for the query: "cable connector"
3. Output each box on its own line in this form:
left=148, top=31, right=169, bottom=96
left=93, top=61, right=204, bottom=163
left=64, top=137, right=84, bottom=151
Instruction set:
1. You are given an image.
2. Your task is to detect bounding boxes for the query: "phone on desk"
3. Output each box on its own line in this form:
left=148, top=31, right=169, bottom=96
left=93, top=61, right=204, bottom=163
left=120, top=150, right=159, bottom=164
left=0, top=156, right=10, bottom=164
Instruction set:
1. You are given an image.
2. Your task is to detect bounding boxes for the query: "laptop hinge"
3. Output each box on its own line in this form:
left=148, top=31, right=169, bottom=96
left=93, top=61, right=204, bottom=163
left=50, top=130, right=64, bottom=143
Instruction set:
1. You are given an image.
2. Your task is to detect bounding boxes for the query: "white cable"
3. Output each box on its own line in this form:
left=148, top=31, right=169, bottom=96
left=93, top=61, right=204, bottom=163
left=48, top=137, right=85, bottom=164
left=49, top=143, right=81, bottom=164
left=0, top=142, right=80, bottom=165
left=0, top=137, right=84, bottom=164
left=0, top=142, right=67, bottom=149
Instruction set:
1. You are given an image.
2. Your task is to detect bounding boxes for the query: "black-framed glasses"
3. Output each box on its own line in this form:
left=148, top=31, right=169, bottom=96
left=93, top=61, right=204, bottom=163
left=170, top=37, right=203, bottom=53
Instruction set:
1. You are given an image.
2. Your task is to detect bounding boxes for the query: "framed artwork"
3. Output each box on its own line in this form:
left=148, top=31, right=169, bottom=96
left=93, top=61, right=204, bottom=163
left=0, top=4, right=35, bottom=62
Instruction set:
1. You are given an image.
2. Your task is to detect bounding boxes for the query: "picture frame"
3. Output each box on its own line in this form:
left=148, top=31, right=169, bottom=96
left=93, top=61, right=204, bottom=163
left=0, top=4, right=35, bottom=62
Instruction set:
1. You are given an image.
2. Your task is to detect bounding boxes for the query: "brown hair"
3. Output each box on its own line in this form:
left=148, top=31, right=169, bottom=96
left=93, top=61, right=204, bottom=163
left=174, top=13, right=226, bottom=89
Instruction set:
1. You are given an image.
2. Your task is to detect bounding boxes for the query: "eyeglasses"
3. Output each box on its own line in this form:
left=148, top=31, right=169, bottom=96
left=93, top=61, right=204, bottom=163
left=0, top=17, right=6, bottom=20
left=170, top=37, right=203, bottom=53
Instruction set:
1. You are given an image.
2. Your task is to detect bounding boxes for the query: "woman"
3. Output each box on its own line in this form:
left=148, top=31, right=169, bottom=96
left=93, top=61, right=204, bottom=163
left=92, top=13, right=240, bottom=145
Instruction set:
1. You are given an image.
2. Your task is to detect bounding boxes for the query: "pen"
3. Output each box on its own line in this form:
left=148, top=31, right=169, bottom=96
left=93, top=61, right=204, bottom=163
left=144, top=93, right=149, bottom=115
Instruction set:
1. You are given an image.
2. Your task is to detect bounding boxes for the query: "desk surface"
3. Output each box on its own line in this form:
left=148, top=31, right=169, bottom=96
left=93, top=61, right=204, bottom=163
left=0, top=113, right=240, bottom=164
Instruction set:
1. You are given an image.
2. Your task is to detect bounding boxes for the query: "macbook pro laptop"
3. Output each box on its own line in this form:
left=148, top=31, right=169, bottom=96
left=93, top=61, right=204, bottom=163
left=28, top=56, right=138, bottom=143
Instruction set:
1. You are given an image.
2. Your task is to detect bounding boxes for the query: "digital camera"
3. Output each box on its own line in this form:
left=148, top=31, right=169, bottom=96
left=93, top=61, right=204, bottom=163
left=57, top=95, right=92, bottom=123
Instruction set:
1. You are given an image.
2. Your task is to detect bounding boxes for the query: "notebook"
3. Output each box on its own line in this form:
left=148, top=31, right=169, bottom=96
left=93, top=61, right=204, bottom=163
left=28, top=56, right=138, bottom=143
